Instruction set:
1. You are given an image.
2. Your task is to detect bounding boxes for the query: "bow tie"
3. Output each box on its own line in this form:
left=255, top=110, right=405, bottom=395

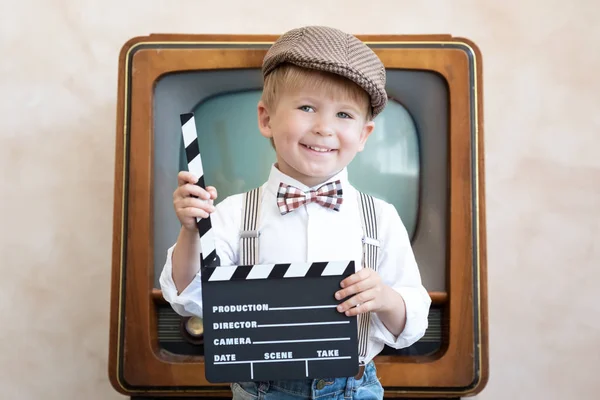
left=277, top=180, right=343, bottom=215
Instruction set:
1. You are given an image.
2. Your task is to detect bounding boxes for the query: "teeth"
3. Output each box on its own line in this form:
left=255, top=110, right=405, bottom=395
left=306, top=145, right=330, bottom=152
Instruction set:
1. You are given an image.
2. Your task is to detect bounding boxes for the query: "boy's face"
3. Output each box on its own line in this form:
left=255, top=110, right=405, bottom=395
left=258, top=84, right=375, bottom=188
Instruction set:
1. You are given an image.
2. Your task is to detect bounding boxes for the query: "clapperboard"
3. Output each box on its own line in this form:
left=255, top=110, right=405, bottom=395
left=180, top=113, right=359, bottom=383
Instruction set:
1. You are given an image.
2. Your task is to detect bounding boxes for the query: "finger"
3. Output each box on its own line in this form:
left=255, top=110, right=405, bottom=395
left=343, top=300, right=376, bottom=317
left=181, top=207, right=211, bottom=219
left=176, top=197, right=216, bottom=213
left=177, top=184, right=211, bottom=200
left=206, top=186, right=218, bottom=200
left=335, top=275, right=376, bottom=301
left=339, top=268, right=373, bottom=289
left=337, top=289, right=376, bottom=313
left=177, top=171, right=199, bottom=186
left=187, top=184, right=212, bottom=200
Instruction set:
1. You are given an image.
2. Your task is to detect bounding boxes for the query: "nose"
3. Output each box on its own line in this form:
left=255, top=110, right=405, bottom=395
left=313, top=114, right=334, bottom=137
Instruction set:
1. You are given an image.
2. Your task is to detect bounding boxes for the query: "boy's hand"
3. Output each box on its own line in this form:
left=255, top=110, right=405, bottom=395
left=334, top=268, right=393, bottom=316
left=173, top=171, right=218, bottom=232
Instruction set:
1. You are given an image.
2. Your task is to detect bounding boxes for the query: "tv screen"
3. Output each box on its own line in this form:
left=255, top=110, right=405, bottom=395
left=152, top=68, right=448, bottom=357
left=181, top=91, right=420, bottom=236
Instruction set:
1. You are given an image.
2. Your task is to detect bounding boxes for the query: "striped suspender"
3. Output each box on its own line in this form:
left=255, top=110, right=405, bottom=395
left=239, top=187, right=262, bottom=265
left=357, top=192, right=380, bottom=364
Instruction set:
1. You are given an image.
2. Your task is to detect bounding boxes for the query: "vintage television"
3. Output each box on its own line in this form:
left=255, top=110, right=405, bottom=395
left=109, top=33, right=488, bottom=398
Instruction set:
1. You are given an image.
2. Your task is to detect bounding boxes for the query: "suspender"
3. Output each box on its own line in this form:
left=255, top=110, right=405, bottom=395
left=239, top=188, right=380, bottom=364
left=239, top=187, right=262, bottom=266
left=356, top=192, right=380, bottom=364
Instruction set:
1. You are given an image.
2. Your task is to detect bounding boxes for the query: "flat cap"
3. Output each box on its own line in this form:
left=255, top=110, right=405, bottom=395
left=262, top=26, right=388, bottom=117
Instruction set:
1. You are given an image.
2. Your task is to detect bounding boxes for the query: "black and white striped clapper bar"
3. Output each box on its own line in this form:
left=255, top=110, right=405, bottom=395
left=179, top=113, right=358, bottom=383
left=180, top=113, right=220, bottom=268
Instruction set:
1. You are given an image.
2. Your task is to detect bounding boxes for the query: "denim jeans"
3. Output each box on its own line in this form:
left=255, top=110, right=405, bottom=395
left=230, top=361, right=383, bottom=399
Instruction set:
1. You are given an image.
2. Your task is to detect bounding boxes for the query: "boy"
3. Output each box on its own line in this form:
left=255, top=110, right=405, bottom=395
left=159, top=26, right=431, bottom=399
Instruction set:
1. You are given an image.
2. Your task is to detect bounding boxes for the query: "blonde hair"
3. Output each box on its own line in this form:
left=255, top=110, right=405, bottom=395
left=261, top=64, right=372, bottom=120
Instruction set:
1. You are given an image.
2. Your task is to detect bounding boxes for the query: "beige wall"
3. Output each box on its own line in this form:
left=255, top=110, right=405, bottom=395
left=1, top=0, right=598, bottom=398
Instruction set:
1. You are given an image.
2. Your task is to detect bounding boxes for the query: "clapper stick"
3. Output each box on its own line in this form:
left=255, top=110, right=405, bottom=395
left=180, top=113, right=220, bottom=268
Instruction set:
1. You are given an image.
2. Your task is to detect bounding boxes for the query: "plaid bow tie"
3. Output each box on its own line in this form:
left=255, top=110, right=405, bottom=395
left=277, top=180, right=343, bottom=215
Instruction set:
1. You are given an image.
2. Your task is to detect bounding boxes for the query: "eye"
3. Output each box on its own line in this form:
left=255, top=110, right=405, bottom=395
left=337, top=111, right=353, bottom=119
left=299, top=105, right=315, bottom=112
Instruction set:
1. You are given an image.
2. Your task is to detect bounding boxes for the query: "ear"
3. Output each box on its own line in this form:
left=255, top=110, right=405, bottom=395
left=357, top=120, right=375, bottom=151
left=257, top=100, right=273, bottom=139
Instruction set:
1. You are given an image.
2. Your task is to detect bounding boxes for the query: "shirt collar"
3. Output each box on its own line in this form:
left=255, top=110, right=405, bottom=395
left=265, top=164, right=349, bottom=195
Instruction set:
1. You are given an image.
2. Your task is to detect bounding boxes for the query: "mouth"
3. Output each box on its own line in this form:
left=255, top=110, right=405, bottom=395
left=301, top=144, right=337, bottom=153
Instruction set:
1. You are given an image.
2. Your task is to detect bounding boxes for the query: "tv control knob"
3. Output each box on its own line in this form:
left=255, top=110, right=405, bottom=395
left=181, top=316, right=204, bottom=345
left=185, top=316, right=204, bottom=337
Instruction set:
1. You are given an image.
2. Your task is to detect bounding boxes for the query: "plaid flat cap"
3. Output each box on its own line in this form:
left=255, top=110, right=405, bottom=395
left=263, top=26, right=388, bottom=117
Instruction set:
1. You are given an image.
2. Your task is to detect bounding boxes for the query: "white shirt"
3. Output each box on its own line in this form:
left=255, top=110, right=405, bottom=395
left=159, top=165, right=431, bottom=365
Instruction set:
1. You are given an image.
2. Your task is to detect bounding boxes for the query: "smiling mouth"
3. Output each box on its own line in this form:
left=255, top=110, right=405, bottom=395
left=301, top=144, right=336, bottom=152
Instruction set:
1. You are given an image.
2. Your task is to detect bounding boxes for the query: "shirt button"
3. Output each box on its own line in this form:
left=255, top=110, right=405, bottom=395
left=316, top=380, right=325, bottom=390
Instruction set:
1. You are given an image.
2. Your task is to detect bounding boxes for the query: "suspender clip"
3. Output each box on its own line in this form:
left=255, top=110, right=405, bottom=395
left=362, top=236, right=380, bottom=247
left=240, top=230, right=260, bottom=239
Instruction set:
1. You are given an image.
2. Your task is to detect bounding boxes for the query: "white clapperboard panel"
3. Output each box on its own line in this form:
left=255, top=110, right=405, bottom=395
left=180, top=113, right=359, bottom=383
